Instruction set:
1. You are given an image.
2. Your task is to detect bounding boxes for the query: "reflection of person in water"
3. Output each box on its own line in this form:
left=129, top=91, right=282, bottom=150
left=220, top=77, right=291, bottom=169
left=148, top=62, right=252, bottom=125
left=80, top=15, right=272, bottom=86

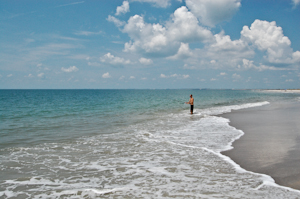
left=185, top=94, right=194, bottom=114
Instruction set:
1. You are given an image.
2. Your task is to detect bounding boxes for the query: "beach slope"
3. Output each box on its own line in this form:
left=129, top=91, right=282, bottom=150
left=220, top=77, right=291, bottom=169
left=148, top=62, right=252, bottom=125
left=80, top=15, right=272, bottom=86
left=221, top=101, right=300, bottom=190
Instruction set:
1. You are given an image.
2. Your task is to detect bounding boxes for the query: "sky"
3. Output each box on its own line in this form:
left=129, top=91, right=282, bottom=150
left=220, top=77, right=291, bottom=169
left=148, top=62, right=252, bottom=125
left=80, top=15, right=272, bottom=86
left=1, top=0, right=300, bottom=89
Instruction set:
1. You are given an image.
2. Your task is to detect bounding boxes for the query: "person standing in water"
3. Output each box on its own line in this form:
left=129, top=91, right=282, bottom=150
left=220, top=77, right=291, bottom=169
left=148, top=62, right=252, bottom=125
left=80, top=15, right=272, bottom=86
left=185, top=94, right=194, bottom=114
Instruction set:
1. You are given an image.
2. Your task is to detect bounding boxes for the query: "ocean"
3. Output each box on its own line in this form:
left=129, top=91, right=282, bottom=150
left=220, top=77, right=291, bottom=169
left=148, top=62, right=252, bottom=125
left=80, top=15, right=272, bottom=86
left=1, top=89, right=300, bottom=198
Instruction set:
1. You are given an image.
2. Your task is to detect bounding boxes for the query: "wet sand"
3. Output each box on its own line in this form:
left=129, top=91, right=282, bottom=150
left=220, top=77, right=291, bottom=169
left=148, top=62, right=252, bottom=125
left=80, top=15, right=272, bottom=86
left=221, top=101, right=300, bottom=190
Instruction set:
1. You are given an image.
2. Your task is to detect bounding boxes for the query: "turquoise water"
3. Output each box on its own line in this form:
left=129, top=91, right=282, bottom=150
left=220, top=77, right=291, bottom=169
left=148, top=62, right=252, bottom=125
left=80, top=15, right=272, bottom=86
left=0, top=89, right=282, bottom=148
left=1, top=89, right=300, bottom=198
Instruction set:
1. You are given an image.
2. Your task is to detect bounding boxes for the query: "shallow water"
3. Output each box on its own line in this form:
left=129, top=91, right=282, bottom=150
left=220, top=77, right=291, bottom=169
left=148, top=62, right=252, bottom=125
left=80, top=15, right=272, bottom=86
left=1, top=89, right=300, bottom=198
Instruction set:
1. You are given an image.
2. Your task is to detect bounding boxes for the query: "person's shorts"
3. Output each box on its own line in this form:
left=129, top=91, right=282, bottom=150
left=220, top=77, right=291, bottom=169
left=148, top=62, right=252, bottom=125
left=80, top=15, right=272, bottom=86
left=190, top=105, right=194, bottom=112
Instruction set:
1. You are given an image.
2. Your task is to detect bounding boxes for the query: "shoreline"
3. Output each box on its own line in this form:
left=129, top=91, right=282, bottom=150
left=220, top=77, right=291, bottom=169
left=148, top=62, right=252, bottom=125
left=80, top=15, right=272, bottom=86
left=220, top=101, right=300, bottom=190
left=259, top=89, right=300, bottom=93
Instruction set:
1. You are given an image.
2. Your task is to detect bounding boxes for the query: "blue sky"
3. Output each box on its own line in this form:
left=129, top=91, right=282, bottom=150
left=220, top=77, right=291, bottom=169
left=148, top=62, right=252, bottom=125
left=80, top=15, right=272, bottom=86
left=1, top=0, right=300, bottom=89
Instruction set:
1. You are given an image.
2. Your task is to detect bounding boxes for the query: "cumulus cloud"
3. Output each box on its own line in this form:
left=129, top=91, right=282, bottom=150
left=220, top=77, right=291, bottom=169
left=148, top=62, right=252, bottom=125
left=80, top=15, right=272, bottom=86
left=185, top=19, right=300, bottom=71
left=121, top=6, right=213, bottom=57
left=100, top=53, right=131, bottom=65
left=130, top=76, right=135, bottom=79
left=37, top=73, right=45, bottom=78
left=107, top=15, right=125, bottom=27
left=102, top=72, right=111, bottom=78
left=109, top=3, right=298, bottom=72
left=139, top=57, right=153, bottom=65
left=185, top=0, right=241, bottom=27
left=241, top=19, right=300, bottom=64
left=7, top=74, right=13, bottom=77
left=209, top=31, right=252, bottom=57
left=61, top=66, right=79, bottom=72
left=160, top=73, right=190, bottom=79
left=168, top=43, right=193, bottom=59
left=240, top=59, right=288, bottom=71
left=187, top=31, right=253, bottom=70
left=116, top=1, right=130, bottom=15
left=123, top=15, right=174, bottom=56
left=167, top=6, right=213, bottom=43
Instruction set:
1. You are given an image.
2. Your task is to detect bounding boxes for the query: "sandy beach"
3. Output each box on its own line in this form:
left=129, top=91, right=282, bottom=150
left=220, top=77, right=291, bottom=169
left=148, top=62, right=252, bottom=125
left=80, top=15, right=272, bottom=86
left=221, top=100, right=300, bottom=190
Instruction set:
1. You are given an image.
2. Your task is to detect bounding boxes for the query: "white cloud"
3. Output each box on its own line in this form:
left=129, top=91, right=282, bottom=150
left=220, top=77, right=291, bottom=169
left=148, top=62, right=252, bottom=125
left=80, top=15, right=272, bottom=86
left=167, top=6, right=213, bottom=43
left=286, top=79, right=294, bottom=82
left=160, top=73, right=190, bottom=79
left=185, top=19, right=299, bottom=71
left=61, top=66, right=79, bottom=73
left=119, top=75, right=125, bottom=80
left=107, top=15, right=126, bottom=27
left=141, top=77, right=147, bottom=80
left=102, top=72, right=111, bottom=78
left=74, top=30, right=103, bottom=36
left=187, top=31, right=253, bottom=70
left=123, top=15, right=172, bottom=55
left=139, top=57, right=153, bottom=65
left=122, top=7, right=213, bottom=57
left=209, top=31, right=252, bottom=57
left=240, top=59, right=289, bottom=71
left=130, top=76, right=135, bottom=79
left=185, top=0, right=241, bottom=27
left=130, top=0, right=171, bottom=7
left=37, top=73, right=45, bottom=78
left=168, top=43, right=193, bottom=59
left=241, top=19, right=300, bottom=64
left=100, top=53, right=131, bottom=65
left=210, top=78, right=217, bottom=81
left=25, top=74, right=34, bottom=78
left=292, top=0, right=300, bottom=7
left=7, top=74, right=13, bottom=77
left=220, top=72, right=226, bottom=76
left=116, top=1, right=130, bottom=15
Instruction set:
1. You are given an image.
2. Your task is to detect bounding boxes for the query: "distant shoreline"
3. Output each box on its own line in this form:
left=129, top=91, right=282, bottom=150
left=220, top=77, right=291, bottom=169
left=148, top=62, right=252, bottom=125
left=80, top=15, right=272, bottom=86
left=0, top=88, right=300, bottom=91
left=260, top=89, right=300, bottom=93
